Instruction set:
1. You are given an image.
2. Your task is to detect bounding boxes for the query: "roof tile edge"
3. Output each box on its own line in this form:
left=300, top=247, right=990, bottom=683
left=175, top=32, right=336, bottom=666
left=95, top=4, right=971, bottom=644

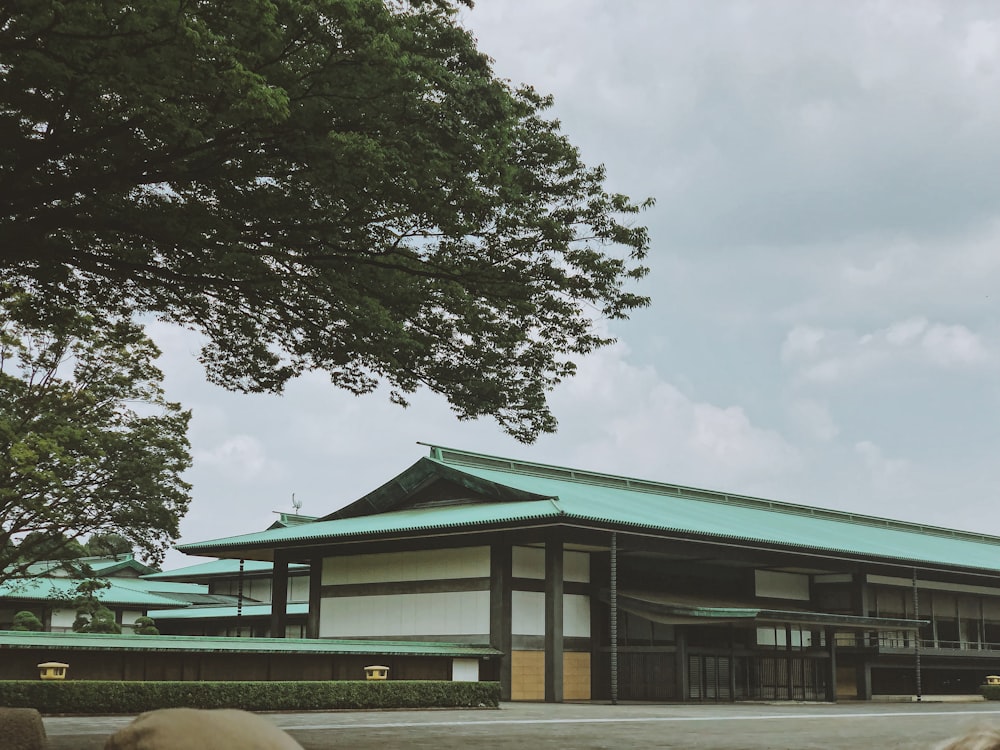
left=421, top=443, right=1000, bottom=547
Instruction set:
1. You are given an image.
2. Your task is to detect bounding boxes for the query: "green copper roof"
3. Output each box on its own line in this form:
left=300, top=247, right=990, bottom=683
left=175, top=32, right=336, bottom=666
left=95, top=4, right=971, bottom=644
left=179, top=498, right=561, bottom=554
left=612, top=591, right=927, bottom=631
left=19, top=554, right=157, bottom=578
left=142, top=558, right=307, bottom=581
left=0, top=630, right=500, bottom=657
left=113, top=579, right=208, bottom=596
left=178, top=446, right=1000, bottom=575
left=154, top=603, right=309, bottom=620
left=0, top=577, right=190, bottom=608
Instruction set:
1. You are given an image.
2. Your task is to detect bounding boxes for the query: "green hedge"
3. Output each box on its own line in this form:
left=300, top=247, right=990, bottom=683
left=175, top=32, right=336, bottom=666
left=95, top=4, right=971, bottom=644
left=982, top=684, right=1000, bottom=700
left=0, top=680, right=500, bottom=714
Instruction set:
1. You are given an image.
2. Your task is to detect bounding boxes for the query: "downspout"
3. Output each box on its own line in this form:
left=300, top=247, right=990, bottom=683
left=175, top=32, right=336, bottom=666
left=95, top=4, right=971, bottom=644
left=236, top=558, right=245, bottom=637
left=913, top=568, right=922, bottom=702
left=610, top=532, right=619, bottom=706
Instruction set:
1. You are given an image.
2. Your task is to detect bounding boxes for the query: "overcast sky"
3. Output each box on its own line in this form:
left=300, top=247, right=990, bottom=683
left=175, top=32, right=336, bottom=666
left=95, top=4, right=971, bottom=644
left=156, top=1, right=1000, bottom=567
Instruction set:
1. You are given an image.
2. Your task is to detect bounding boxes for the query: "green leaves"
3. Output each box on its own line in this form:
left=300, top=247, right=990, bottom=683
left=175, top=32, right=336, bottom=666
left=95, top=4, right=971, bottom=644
left=0, top=293, right=191, bottom=585
left=1, top=0, right=651, bottom=441
left=70, top=579, right=122, bottom=634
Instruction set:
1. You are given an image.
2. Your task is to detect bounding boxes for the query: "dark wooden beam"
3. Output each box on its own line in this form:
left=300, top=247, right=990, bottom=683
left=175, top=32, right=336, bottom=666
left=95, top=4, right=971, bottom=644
left=544, top=535, right=564, bottom=703
left=306, top=558, right=322, bottom=639
left=490, top=541, right=513, bottom=701
left=270, top=552, right=289, bottom=638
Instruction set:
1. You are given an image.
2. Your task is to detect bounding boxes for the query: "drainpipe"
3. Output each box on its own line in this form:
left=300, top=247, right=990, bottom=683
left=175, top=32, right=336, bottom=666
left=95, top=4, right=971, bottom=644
left=913, top=568, right=922, bottom=702
left=610, top=532, right=618, bottom=706
left=236, top=558, right=245, bottom=637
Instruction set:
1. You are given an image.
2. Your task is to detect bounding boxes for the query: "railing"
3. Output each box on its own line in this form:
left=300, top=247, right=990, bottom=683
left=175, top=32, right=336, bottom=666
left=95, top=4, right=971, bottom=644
left=834, top=634, right=1000, bottom=652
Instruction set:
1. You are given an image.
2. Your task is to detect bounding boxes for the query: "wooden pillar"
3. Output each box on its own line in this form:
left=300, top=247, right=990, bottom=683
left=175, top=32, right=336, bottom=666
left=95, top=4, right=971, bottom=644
left=825, top=626, right=838, bottom=702
left=785, top=624, right=794, bottom=700
left=306, top=558, right=323, bottom=639
left=852, top=572, right=869, bottom=648
left=544, top=536, right=564, bottom=703
left=729, top=625, right=737, bottom=702
left=859, top=660, right=872, bottom=701
left=610, top=531, right=619, bottom=705
left=675, top=628, right=688, bottom=701
left=270, top=552, right=289, bottom=638
left=490, top=542, right=513, bottom=701
left=589, top=552, right=611, bottom=701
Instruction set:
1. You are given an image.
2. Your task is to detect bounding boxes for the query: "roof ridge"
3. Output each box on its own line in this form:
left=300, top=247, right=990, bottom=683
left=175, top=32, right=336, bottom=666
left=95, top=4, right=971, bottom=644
left=422, top=443, right=1000, bottom=547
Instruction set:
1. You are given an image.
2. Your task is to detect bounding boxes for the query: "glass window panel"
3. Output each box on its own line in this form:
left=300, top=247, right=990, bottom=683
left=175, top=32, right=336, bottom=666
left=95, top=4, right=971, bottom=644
left=757, top=627, right=777, bottom=647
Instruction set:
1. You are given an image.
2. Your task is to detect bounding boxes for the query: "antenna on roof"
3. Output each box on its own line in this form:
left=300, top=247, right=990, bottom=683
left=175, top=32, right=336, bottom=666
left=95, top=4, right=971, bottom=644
left=291, top=493, right=303, bottom=514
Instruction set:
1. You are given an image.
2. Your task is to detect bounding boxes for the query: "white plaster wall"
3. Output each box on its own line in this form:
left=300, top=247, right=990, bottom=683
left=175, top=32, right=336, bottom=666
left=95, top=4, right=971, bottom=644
left=288, top=575, right=309, bottom=602
left=755, top=570, right=810, bottom=601
left=120, top=609, right=143, bottom=632
left=512, top=546, right=545, bottom=579
left=452, top=658, right=480, bottom=682
left=512, top=547, right=590, bottom=582
left=215, top=576, right=274, bottom=602
left=511, top=591, right=591, bottom=637
left=565, top=551, right=590, bottom=583
left=50, top=608, right=76, bottom=632
left=253, top=578, right=274, bottom=602
left=323, top=547, right=490, bottom=585
left=565, top=594, right=591, bottom=637
left=319, top=590, right=490, bottom=637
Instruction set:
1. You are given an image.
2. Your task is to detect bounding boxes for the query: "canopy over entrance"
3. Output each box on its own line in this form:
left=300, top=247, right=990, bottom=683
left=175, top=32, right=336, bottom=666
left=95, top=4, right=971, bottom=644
left=609, top=590, right=927, bottom=631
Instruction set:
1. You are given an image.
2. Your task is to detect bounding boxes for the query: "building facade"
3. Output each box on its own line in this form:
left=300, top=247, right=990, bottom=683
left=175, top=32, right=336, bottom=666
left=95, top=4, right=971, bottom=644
left=179, top=446, right=1000, bottom=702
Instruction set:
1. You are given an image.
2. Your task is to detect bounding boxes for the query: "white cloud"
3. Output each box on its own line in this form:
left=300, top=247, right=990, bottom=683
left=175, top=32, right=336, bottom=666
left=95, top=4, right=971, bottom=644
left=194, top=435, right=274, bottom=482
left=788, top=399, right=840, bottom=441
left=921, top=323, right=991, bottom=366
left=781, top=317, right=993, bottom=385
left=855, top=440, right=910, bottom=482
left=958, top=19, right=1000, bottom=77
left=884, top=317, right=928, bottom=346
left=550, top=343, right=799, bottom=489
left=842, top=252, right=904, bottom=287
left=781, top=325, right=828, bottom=362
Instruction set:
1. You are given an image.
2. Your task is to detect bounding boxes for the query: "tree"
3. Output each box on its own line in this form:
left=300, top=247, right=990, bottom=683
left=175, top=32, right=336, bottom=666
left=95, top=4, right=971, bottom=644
left=133, top=616, right=160, bottom=636
left=16, top=531, right=88, bottom=563
left=10, top=610, right=43, bottom=631
left=70, top=578, right=122, bottom=634
left=0, top=0, right=651, bottom=442
left=85, top=533, right=133, bottom=558
left=0, top=295, right=192, bottom=586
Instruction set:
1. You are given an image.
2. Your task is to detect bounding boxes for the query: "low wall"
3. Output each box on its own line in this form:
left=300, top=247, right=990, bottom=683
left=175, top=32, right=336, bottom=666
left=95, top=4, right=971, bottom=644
left=0, top=648, right=458, bottom=682
left=0, top=631, right=501, bottom=684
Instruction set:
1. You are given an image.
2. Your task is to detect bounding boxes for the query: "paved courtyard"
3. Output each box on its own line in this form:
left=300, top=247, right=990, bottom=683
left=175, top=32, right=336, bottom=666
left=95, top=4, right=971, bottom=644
left=44, top=701, right=1000, bottom=750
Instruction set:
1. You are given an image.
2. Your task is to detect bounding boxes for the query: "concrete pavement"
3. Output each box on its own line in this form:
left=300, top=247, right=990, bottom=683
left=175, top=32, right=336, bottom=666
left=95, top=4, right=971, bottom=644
left=43, top=701, right=1000, bottom=750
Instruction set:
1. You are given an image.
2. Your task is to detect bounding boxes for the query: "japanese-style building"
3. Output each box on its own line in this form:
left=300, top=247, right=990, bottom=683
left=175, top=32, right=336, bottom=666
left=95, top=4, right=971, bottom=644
left=177, top=444, right=1000, bottom=702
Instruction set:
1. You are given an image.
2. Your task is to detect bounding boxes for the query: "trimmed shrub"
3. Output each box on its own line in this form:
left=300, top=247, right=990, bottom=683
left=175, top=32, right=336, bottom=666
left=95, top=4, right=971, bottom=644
left=981, top=684, right=1000, bottom=700
left=132, top=616, right=160, bottom=636
left=0, top=680, right=501, bottom=714
left=10, top=611, right=43, bottom=632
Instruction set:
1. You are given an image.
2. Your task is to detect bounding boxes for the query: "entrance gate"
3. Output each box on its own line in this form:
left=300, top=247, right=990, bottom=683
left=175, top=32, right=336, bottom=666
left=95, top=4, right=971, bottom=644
left=613, top=652, right=828, bottom=701
left=688, top=654, right=828, bottom=701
